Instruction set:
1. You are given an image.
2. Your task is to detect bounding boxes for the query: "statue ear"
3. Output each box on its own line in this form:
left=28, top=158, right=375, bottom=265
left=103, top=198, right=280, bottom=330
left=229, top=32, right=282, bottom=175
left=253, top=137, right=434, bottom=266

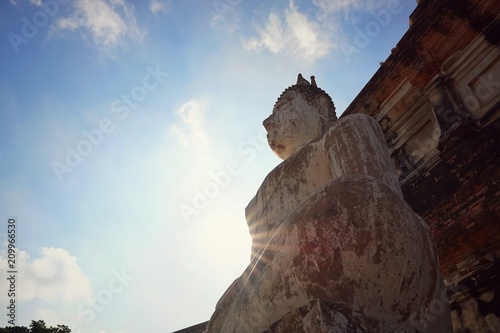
left=318, top=114, right=323, bottom=136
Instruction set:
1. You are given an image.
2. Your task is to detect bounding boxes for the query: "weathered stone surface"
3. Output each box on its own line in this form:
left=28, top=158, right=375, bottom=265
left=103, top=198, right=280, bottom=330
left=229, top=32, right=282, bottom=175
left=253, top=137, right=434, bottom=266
left=266, top=300, right=369, bottom=333
left=266, top=299, right=415, bottom=333
left=207, top=174, right=448, bottom=332
left=203, top=77, right=452, bottom=332
left=172, top=322, right=207, bottom=333
left=341, top=0, right=500, bottom=330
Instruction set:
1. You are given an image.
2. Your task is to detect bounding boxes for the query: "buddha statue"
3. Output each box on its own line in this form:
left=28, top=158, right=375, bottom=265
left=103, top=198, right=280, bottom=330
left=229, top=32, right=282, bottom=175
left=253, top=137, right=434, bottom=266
left=204, top=74, right=452, bottom=333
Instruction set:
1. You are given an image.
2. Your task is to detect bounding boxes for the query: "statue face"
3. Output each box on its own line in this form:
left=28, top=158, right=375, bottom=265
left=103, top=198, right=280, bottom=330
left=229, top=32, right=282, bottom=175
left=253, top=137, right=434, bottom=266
left=263, top=92, right=321, bottom=160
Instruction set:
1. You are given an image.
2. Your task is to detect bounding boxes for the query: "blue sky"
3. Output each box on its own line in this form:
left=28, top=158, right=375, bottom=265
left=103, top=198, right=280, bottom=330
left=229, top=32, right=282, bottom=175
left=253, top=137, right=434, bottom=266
left=0, top=0, right=416, bottom=332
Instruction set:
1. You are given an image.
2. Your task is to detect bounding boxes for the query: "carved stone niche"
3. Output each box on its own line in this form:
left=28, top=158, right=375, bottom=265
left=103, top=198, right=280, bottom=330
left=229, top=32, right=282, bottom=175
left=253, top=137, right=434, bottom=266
left=448, top=259, right=500, bottom=333
left=424, top=75, right=469, bottom=142
left=442, top=34, right=500, bottom=127
left=373, top=79, right=441, bottom=185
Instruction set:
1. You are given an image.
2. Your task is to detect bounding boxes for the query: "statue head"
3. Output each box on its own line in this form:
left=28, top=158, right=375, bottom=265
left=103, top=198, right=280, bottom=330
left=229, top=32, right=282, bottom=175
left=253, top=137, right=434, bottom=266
left=263, top=74, right=336, bottom=159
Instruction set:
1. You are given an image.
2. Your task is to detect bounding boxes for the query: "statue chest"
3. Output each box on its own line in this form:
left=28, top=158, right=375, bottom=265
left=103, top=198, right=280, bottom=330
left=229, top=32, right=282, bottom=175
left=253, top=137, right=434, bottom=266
left=246, top=144, right=332, bottom=255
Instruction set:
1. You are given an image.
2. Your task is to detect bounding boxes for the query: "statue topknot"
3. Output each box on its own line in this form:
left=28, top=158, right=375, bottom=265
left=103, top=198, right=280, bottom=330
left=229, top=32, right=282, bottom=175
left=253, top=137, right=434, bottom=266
left=273, top=74, right=337, bottom=132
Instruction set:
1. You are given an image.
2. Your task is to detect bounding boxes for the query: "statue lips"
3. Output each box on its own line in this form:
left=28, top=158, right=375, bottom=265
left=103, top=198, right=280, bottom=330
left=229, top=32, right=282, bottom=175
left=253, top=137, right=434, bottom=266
left=266, top=128, right=287, bottom=156
left=267, top=136, right=283, bottom=154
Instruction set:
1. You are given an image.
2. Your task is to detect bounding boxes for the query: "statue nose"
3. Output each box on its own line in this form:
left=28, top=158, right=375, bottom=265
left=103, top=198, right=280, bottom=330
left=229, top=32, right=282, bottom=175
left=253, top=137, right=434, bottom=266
left=263, top=116, right=274, bottom=130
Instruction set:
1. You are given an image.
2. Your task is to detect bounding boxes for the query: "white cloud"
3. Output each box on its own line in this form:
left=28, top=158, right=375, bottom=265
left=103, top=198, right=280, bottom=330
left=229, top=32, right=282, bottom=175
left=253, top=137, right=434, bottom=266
left=244, top=13, right=284, bottom=54
left=149, top=0, right=170, bottom=15
left=55, top=0, right=144, bottom=48
left=243, top=0, right=332, bottom=62
left=312, top=0, right=363, bottom=17
left=169, top=100, right=209, bottom=148
left=312, top=0, right=391, bottom=21
left=9, top=0, right=41, bottom=5
left=0, top=246, right=92, bottom=302
left=34, top=308, right=66, bottom=327
left=210, top=2, right=225, bottom=26
left=210, top=0, right=242, bottom=32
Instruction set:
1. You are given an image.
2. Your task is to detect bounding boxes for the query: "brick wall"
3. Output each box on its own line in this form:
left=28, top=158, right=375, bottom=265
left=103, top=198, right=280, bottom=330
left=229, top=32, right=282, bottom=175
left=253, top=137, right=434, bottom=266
left=402, top=122, right=500, bottom=281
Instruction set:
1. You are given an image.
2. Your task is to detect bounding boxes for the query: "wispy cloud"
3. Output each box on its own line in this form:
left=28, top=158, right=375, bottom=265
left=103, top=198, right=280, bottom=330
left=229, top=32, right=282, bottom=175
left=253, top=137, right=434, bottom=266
left=210, top=0, right=242, bottom=34
left=242, top=0, right=396, bottom=61
left=55, top=0, right=144, bottom=49
left=0, top=246, right=91, bottom=302
left=34, top=308, right=66, bottom=327
left=149, top=0, right=170, bottom=15
left=312, top=0, right=391, bottom=21
left=9, top=0, right=42, bottom=6
left=169, top=100, right=209, bottom=148
left=242, top=0, right=332, bottom=62
left=312, top=0, right=363, bottom=17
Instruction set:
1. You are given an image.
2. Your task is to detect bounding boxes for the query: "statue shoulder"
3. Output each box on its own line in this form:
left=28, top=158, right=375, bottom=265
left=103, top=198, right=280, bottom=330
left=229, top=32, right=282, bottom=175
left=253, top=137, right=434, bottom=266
left=322, top=113, right=403, bottom=197
left=324, top=114, right=383, bottom=143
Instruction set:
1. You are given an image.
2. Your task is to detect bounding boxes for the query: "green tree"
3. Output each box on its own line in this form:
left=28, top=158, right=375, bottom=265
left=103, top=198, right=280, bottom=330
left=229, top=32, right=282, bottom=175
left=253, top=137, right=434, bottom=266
left=0, top=326, right=30, bottom=333
left=49, top=326, right=71, bottom=333
left=29, top=321, right=47, bottom=333
left=0, top=321, right=70, bottom=333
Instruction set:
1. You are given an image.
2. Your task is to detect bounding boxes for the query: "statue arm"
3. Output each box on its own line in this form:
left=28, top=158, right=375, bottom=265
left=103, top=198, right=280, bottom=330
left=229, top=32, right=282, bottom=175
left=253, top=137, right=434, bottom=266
left=205, top=175, right=441, bottom=333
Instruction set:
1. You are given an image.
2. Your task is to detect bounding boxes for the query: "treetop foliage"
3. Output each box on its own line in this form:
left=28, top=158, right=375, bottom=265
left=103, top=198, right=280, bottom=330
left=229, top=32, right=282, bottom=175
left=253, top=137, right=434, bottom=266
left=0, top=320, right=70, bottom=333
